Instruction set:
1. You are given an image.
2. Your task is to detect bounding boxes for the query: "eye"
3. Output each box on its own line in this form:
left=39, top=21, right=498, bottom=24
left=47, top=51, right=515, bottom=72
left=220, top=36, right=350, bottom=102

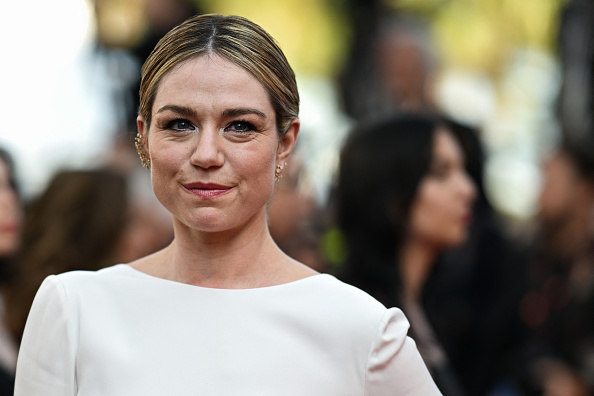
left=165, top=119, right=194, bottom=131
left=428, top=164, right=450, bottom=180
left=225, top=121, right=256, bottom=133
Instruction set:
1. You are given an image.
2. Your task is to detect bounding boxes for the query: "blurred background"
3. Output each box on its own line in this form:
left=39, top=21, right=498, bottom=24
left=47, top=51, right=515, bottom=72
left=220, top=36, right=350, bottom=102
left=0, top=0, right=568, bottom=225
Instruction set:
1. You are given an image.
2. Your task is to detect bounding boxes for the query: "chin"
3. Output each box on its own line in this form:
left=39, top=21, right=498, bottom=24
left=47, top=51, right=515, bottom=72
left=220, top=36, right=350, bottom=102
left=437, top=230, right=468, bottom=250
left=177, top=210, right=227, bottom=232
left=450, top=232, right=469, bottom=247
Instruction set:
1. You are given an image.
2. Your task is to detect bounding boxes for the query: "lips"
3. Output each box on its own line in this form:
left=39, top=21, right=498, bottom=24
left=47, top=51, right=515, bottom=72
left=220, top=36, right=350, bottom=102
left=0, top=222, right=19, bottom=234
left=183, top=182, right=232, bottom=198
left=460, top=211, right=472, bottom=225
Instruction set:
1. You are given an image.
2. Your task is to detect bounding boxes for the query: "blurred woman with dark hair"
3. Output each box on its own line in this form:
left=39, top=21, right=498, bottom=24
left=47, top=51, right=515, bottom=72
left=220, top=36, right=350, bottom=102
left=4, top=169, right=128, bottom=344
left=336, top=114, right=476, bottom=395
left=0, top=147, right=21, bottom=394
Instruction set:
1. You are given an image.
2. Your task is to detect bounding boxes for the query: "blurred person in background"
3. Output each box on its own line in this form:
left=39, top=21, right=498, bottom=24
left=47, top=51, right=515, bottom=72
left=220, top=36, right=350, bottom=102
left=335, top=114, right=476, bottom=395
left=420, top=120, right=529, bottom=396
left=4, top=169, right=129, bottom=344
left=494, top=0, right=594, bottom=394
left=506, top=139, right=594, bottom=396
left=0, top=148, right=21, bottom=395
left=338, top=9, right=438, bottom=124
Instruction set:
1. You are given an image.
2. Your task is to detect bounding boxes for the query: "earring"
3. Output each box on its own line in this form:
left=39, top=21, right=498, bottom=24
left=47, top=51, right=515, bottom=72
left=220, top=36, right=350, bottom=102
left=134, top=133, right=151, bottom=169
left=275, top=162, right=287, bottom=182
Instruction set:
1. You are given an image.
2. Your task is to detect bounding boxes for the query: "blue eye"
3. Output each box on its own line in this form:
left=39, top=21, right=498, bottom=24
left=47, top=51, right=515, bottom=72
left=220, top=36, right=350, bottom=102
left=226, top=121, right=255, bottom=133
left=166, top=119, right=194, bottom=131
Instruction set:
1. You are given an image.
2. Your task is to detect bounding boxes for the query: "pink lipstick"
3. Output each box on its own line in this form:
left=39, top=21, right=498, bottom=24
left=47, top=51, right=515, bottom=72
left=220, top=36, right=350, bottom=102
left=183, top=182, right=232, bottom=199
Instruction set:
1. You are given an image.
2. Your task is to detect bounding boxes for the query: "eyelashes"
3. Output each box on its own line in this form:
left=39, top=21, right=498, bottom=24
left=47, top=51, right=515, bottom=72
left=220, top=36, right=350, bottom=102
left=164, top=119, right=194, bottom=132
left=162, top=119, right=258, bottom=134
left=224, top=121, right=257, bottom=133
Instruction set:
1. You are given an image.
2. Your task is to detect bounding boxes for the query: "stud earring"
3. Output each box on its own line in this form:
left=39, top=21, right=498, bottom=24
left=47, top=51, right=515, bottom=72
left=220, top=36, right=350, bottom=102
left=134, top=133, right=151, bottom=169
left=275, top=162, right=287, bottom=182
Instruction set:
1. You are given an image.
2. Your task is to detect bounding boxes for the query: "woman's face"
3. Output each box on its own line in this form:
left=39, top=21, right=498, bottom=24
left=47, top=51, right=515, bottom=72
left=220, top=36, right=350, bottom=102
left=537, top=150, right=578, bottom=228
left=138, top=54, right=298, bottom=235
left=0, top=158, right=21, bottom=256
left=407, top=128, right=476, bottom=249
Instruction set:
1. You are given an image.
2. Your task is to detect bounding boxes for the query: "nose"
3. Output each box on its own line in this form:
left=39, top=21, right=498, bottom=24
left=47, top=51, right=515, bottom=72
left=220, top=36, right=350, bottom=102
left=189, top=128, right=225, bottom=169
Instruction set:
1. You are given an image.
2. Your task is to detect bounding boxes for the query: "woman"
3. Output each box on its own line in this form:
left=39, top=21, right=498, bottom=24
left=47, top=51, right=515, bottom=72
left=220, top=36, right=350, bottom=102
left=336, top=114, right=476, bottom=395
left=15, top=14, right=440, bottom=395
left=0, top=148, right=21, bottom=394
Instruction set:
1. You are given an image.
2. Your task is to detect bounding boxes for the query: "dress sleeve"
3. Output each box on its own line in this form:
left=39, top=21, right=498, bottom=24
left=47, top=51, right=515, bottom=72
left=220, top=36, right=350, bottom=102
left=365, top=307, right=442, bottom=395
left=14, top=275, right=77, bottom=395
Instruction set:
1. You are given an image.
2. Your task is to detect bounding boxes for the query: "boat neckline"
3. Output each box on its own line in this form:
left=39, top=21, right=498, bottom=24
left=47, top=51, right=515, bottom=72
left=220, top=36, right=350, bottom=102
left=111, top=263, right=332, bottom=292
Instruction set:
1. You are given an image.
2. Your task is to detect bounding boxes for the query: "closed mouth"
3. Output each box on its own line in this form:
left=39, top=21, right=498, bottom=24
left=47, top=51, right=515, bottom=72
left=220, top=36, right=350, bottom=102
left=183, top=182, right=232, bottom=198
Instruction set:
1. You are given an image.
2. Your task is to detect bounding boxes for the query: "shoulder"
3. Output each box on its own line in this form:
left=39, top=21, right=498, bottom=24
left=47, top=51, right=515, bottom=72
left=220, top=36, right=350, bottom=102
left=304, top=274, right=387, bottom=312
left=44, top=264, right=138, bottom=299
left=51, top=263, right=131, bottom=283
left=320, top=274, right=386, bottom=311
left=291, top=274, right=394, bottom=337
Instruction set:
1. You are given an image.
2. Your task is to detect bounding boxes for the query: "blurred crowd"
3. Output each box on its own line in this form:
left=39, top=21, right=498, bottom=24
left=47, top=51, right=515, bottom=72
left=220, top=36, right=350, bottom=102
left=1, top=0, right=593, bottom=395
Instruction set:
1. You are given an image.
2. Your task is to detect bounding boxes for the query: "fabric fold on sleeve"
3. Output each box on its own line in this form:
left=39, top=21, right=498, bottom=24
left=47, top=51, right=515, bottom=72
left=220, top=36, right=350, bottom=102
left=365, top=307, right=442, bottom=395
left=14, top=275, right=78, bottom=396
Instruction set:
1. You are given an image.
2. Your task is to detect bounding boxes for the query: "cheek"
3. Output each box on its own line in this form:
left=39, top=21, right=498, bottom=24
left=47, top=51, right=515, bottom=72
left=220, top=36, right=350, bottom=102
left=409, top=200, right=441, bottom=240
left=0, top=191, right=21, bottom=223
left=409, top=183, right=460, bottom=244
left=148, top=142, right=188, bottom=202
left=415, top=182, right=447, bottom=217
left=238, top=147, right=277, bottom=197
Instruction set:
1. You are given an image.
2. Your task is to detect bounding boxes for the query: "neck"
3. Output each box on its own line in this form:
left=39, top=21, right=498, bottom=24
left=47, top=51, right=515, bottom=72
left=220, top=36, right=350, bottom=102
left=151, top=211, right=289, bottom=289
left=398, top=239, right=439, bottom=302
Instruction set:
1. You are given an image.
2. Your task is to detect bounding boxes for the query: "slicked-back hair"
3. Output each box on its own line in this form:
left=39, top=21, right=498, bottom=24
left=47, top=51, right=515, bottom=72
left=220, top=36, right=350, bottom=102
left=139, top=14, right=299, bottom=135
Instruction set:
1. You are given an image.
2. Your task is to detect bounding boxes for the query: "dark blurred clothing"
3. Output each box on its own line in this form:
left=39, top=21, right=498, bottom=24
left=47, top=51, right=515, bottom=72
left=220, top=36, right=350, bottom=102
left=501, top=241, right=594, bottom=394
left=0, top=368, right=13, bottom=396
left=0, top=367, right=14, bottom=396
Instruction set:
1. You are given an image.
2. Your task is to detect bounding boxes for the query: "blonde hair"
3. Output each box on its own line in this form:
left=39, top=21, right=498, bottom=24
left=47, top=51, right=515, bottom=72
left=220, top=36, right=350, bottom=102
left=139, top=14, right=299, bottom=135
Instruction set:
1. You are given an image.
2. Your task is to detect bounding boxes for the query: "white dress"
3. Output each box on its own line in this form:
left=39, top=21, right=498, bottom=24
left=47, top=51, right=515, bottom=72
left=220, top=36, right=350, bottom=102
left=15, top=264, right=441, bottom=395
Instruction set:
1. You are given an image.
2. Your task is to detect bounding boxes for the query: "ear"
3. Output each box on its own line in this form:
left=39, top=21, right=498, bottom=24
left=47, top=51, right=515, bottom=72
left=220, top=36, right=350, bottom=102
left=135, top=116, right=152, bottom=169
left=276, top=118, right=299, bottom=163
left=136, top=115, right=148, bottom=150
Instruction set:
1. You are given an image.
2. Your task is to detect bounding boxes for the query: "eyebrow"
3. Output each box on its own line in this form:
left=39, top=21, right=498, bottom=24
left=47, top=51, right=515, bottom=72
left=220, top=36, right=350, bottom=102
left=222, top=108, right=267, bottom=119
left=156, top=105, right=267, bottom=119
left=156, top=105, right=197, bottom=117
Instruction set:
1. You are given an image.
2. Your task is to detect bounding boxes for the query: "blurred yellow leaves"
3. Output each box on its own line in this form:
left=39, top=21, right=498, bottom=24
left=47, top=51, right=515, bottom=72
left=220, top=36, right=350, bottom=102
left=390, top=0, right=568, bottom=77
left=94, top=0, right=148, bottom=48
left=91, top=0, right=569, bottom=80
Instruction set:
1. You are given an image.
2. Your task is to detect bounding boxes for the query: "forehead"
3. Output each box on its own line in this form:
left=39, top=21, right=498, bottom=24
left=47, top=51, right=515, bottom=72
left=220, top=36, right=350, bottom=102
left=153, top=54, right=273, bottom=113
left=432, top=128, right=463, bottom=160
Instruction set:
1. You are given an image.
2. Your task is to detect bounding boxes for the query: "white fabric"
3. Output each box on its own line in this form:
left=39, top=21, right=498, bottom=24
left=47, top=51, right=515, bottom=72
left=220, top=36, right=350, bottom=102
left=15, top=264, right=441, bottom=395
